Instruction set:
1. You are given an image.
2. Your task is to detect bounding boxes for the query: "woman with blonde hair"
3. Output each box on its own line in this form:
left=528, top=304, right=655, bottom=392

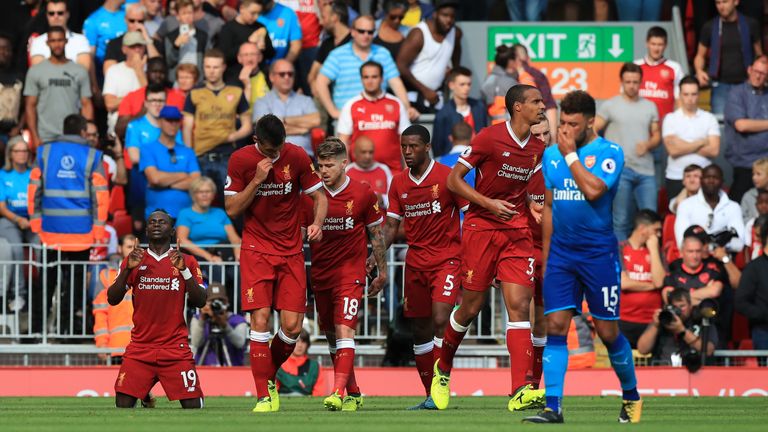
left=177, top=177, right=241, bottom=294
left=0, top=137, right=37, bottom=309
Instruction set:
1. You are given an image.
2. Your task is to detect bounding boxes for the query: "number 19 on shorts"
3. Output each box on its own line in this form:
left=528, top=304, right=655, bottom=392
left=180, top=369, right=198, bottom=392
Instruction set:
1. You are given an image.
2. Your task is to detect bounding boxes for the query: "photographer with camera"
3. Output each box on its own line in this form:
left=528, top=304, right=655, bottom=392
left=190, top=283, right=248, bottom=366
left=637, top=289, right=717, bottom=366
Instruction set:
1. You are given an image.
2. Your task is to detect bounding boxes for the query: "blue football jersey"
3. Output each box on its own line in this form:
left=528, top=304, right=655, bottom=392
left=543, top=137, right=624, bottom=251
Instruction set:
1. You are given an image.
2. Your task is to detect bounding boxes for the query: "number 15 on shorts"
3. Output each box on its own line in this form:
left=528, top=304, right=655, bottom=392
left=601, top=285, right=619, bottom=315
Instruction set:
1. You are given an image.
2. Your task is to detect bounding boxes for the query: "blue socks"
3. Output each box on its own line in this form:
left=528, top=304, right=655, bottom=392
left=543, top=334, right=568, bottom=413
left=606, top=333, right=640, bottom=401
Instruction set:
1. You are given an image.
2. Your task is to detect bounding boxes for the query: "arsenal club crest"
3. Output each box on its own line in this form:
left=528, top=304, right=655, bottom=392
left=585, top=155, right=596, bottom=169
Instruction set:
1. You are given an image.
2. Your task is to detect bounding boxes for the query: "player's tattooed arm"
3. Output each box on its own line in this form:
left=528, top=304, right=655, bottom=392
left=367, top=217, right=399, bottom=275
left=367, top=224, right=388, bottom=297
left=108, top=238, right=143, bottom=305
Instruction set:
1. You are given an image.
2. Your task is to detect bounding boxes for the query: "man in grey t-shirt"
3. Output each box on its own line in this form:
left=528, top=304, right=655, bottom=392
left=24, top=26, right=92, bottom=148
left=595, top=62, right=660, bottom=241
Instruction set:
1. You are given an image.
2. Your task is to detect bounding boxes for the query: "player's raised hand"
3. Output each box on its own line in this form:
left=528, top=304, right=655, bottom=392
left=529, top=200, right=543, bottom=224
left=557, top=126, right=577, bottom=156
left=169, top=237, right=187, bottom=270
left=253, top=158, right=273, bottom=184
left=126, top=238, right=144, bottom=269
left=306, top=224, right=323, bottom=242
left=367, top=272, right=387, bottom=298
left=487, top=199, right=518, bottom=221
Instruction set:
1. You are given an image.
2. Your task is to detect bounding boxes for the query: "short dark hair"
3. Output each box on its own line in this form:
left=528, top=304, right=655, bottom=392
left=505, top=84, right=537, bottom=117
left=145, top=82, right=166, bottom=99
left=494, top=44, right=516, bottom=68
left=620, top=62, right=643, bottom=79
left=316, top=137, right=347, bottom=160
left=447, top=66, right=472, bottom=83
left=683, top=164, right=703, bottom=174
left=148, top=208, right=173, bottom=223
left=254, top=114, right=286, bottom=147
left=147, top=57, right=167, bottom=71
left=63, top=114, right=87, bottom=135
left=203, top=48, right=225, bottom=61
left=47, top=0, right=68, bottom=10
left=703, top=163, right=724, bottom=178
left=450, top=121, right=473, bottom=143
left=679, top=75, right=699, bottom=90
left=667, top=288, right=691, bottom=305
left=646, top=26, right=667, bottom=42
left=633, top=209, right=661, bottom=230
left=560, top=90, right=596, bottom=118
left=360, top=60, right=383, bottom=77
left=757, top=214, right=768, bottom=247
left=330, top=0, right=349, bottom=27
left=47, top=26, right=67, bottom=38
left=401, top=124, right=430, bottom=144
left=384, top=0, right=408, bottom=12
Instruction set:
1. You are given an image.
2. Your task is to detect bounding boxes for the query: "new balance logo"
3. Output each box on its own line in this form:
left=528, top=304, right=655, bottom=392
left=139, top=266, right=147, bottom=270
left=502, top=151, right=511, bottom=157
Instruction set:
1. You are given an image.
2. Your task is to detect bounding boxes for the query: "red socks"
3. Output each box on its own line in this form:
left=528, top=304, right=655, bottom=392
left=330, top=347, right=361, bottom=395
left=437, top=312, right=469, bottom=373
left=414, top=341, right=434, bottom=395
left=269, top=329, right=297, bottom=380
left=249, top=331, right=272, bottom=399
left=333, top=339, right=355, bottom=394
left=506, top=322, right=533, bottom=392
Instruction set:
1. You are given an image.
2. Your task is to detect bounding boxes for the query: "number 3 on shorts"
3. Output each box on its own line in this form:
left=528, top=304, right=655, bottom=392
left=180, top=370, right=197, bottom=390
left=442, top=274, right=454, bottom=297
left=526, top=258, right=535, bottom=276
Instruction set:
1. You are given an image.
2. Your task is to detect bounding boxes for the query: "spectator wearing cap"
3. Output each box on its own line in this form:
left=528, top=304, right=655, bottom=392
left=29, top=0, right=92, bottom=70
left=140, top=106, right=200, bottom=219
left=157, top=0, right=210, bottom=81
left=723, top=56, right=768, bottom=203
left=675, top=164, right=745, bottom=253
left=83, top=0, right=127, bottom=68
left=103, top=31, right=150, bottom=133
left=103, top=1, right=161, bottom=76
left=253, top=59, right=320, bottom=157
left=24, top=26, right=93, bottom=149
left=190, top=283, right=249, bottom=366
left=396, top=0, right=461, bottom=114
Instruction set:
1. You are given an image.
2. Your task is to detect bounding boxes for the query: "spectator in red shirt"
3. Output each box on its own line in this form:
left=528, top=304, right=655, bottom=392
left=345, top=135, right=393, bottom=208
left=115, top=57, right=186, bottom=140
left=618, top=209, right=666, bottom=348
left=337, top=60, right=410, bottom=172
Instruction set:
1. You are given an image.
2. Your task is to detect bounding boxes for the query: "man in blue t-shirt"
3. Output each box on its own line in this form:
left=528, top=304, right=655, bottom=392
left=256, top=0, right=302, bottom=62
left=140, top=106, right=200, bottom=218
left=523, top=91, right=642, bottom=425
left=83, top=0, right=127, bottom=67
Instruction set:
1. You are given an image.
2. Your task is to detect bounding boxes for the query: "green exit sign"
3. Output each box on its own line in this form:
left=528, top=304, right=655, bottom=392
left=487, top=26, right=634, bottom=63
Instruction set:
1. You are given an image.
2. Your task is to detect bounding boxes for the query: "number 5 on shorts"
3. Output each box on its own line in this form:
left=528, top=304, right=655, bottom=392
left=442, top=274, right=454, bottom=297
left=180, top=370, right=197, bottom=390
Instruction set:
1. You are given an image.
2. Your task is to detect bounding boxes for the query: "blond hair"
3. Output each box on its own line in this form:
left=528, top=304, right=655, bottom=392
left=753, top=158, right=768, bottom=174
left=3, top=136, right=31, bottom=171
left=188, top=176, right=217, bottom=200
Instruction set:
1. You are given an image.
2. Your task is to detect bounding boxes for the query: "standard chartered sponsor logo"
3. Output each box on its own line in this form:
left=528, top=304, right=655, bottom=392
left=497, top=163, right=532, bottom=180
left=137, top=275, right=179, bottom=291
left=255, top=182, right=292, bottom=196
left=345, top=217, right=354, bottom=230
left=322, top=217, right=355, bottom=231
left=404, top=201, right=441, bottom=217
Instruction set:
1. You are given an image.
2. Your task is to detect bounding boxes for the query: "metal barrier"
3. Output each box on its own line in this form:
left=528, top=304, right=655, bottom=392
left=0, top=243, right=507, bottom=344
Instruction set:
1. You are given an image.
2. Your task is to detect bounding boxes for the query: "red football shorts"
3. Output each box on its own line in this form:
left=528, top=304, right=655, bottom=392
left=313, top=283, right=364, bottom=331
left=403, top=259, right=461, bottom=318
left=533, top=246, right=543, bottom=306
left=240, top=249, right=307, bottom=313
left=460, top=229, right=535, bottom=291
left=115, top=344, right=203, bottom=401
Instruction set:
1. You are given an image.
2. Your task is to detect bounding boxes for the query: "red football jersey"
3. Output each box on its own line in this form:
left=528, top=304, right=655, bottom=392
left=121, top=249, right=204, bottom=347
left=458, top=122, right=545, bottom=231
left=619, top=241, right=662, bottom=323
left=527, top=166, right=545, bottom=250
left=346, top=161, right=393, bottom=207
left=225, top=143, right=322, bottom=256
left=303, top=177, right=383, bottom=290
left=336, top=93, right=410, bottom=173
left=634, top=57, right=683, bottom=122
left=387, top=160, right=468, bottom=270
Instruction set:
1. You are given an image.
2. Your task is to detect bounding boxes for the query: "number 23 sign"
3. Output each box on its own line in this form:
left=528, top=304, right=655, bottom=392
left=488, top=26, right=634, bottom=100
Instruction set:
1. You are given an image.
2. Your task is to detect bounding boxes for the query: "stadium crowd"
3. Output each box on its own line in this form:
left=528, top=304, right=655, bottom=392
left=0, top=0, right=767, bottom=374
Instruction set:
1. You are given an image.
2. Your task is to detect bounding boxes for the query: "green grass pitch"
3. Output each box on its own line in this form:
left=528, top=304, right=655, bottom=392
left=1, top=396, right=766, bottom=431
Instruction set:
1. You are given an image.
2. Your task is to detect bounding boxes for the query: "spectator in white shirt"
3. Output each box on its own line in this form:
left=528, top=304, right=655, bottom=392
left=675, top=164, right=745, bottom=253
left=662, top=76, right=720, bottom=198
left=29, top=0, right=92, bottom=70
left=669, top=164, right=702, bottom=215
left=103, top=32, right=148, bottom=132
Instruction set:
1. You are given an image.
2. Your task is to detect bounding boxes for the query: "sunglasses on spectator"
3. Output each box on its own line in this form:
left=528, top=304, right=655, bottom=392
left=129, top=19, right=145, bottom=24
left=47, top=11, right=66, bottom=16
left=355, top=28, right=375, bottom=35
left=168, top=148, right=177, bottom=164
left=275, top=71, right=294, bottom=78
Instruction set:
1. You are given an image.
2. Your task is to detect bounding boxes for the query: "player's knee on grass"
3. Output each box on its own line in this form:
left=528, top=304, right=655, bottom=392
left=115, top=393, right=138, bottom=408
left=180, top=397, right=203, bottom=409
